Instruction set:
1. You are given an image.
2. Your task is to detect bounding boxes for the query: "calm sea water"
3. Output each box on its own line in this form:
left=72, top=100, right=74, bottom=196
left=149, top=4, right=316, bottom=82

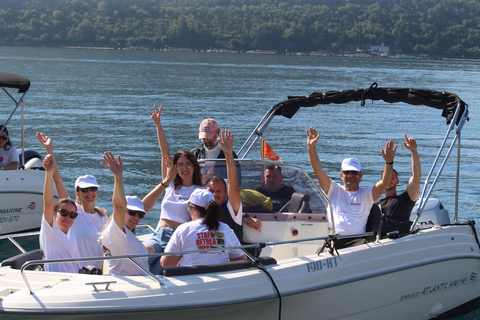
left=1, top=46, right=480, bottom=318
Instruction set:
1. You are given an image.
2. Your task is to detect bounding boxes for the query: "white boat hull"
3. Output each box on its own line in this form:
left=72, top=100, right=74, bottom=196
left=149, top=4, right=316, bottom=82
left=1, top=225, right=479, bottom=319
left=0, top=170, right=46, bottom=235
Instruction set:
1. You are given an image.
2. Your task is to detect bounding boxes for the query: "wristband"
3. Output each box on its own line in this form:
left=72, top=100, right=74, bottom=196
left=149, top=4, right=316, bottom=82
left=160, top=181, right=168, bottom=188
left=385, top=161, right=394, bottom=165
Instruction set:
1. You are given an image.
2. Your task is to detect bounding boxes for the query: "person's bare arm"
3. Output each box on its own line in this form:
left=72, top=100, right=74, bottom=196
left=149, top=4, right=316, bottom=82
left=404, top=134, right=421, bottom=202
left=101, top=152, right=126, bottom=231
left=36, top=132, right=68, bottom=199
left=142, top=155, right=176, bottom=213
left=151, top=105, right=170, bottom=180
left=372, top=140, right=397, bottom=202
left=307, top=127, right=331, bottom=194
left=42, top=155, right=56, bottom=227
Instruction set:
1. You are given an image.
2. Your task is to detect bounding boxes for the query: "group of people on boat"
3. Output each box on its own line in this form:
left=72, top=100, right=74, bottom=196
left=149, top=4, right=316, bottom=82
left=35, top=106, right=253, bottom=276
left=2, top=105, right=420, bottom=275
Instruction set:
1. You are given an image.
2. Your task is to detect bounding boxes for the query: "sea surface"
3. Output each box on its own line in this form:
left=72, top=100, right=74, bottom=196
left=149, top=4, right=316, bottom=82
left=1, top=46, right=480, bottom=318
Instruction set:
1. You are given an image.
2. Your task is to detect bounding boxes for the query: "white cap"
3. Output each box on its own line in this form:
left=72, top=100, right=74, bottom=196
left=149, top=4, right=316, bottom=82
left=189, top=189, right=214, bottom=208
left=341, top=158, right=361, bottom=172
left=126, top=196, right=146, bottom=213
left=75, top=175, right=100, bottom=189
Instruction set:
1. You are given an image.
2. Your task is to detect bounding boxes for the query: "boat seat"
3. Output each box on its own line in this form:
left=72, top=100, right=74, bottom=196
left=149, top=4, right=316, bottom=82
left=1, top=249, right=43, bottom=270
left=161, top=256, right=277, bottom=277
left=365, top=204, right=382, bottom=242
left=335, top=204, right=382, bottom=249
left=279, top=192, right=311, bottom=213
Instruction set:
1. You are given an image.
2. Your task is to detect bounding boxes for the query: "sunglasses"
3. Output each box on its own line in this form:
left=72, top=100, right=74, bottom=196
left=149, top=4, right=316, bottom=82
left=343, top=170, right=359, bottom=176
left=0, top=136, right=8, bottom=141
left=128, top=210, right=146, bottom=219
left=79, top=187, right=98, bottom=193
left=56, top=208, right=78, bottom=219
left=177, top=163, right=193, bottom=169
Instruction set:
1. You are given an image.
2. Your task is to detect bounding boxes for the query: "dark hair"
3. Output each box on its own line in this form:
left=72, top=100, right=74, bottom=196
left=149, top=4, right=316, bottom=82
left=53, top=198, right=77, bottom=212
left=194, top=200, right=221, bottom=231
left=266, top=164, right=282, bottom=174
left=0, top=125, right=12, bottom=150
left=206, top=176, right=227, bottom=190
left=173, top=150, right=203, bottom=189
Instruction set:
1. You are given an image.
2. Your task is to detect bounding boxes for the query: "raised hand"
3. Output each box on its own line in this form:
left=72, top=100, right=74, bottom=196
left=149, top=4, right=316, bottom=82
left=403, top=134, right=417, bottom=151
left=101, top=151, right=123, bottom=176
left=43, top=154, right=55, bottom=173
left=36, top=132, right=53, bottom=154
left=381, top=140, right=397, bottom=163
left=218, top=129, right=234, bottom=153
left=306, top=126, right=320, bottom=148
left=150, top=105, right=162, bottom=126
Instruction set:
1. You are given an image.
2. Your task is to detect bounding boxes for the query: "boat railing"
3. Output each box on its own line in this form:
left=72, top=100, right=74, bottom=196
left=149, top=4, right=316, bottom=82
left=412, top=102, right=469, bottom=229
left=0, top=231, right=40, bottom=253
left=16, top=231, right=377, bottom=295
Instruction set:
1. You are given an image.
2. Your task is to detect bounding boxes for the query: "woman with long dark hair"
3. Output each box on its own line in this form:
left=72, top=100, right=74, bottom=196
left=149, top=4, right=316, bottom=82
left=161, top=188, right=246, bottom=267
left=144, top=105, right=205, bottom=273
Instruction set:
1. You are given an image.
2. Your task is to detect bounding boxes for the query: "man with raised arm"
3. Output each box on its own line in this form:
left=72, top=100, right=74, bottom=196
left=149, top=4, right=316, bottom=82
left=206, top=129, right=261, bottom=243
left=306, top=127, right=397, bottom=242
left=380, top=134, right=421, bottom=234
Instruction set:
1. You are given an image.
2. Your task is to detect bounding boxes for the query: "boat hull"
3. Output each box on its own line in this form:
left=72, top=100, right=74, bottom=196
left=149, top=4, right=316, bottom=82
left=0, top=170, right=46, bottom=235
left=1, top=225, right=479, bottom=319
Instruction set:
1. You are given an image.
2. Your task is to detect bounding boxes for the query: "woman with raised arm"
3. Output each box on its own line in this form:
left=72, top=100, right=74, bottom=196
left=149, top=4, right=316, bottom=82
left=144, top=105, right=205, bottom=273
left=40, top=154, right=82, bottom=273
left=0, top=125, right=19, bottom=170
left=161, top=188, right=246, bottom=267
left=99, top=151, right=176, bottom=276
left=37, top=132, right=108, bottom=271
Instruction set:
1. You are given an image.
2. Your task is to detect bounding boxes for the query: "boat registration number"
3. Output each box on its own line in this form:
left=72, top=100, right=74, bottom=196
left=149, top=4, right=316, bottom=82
left=306, top=257, right=338, bottom=273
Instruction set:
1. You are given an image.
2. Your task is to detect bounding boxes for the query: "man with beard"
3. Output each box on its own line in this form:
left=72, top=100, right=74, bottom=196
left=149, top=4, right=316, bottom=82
left=191, top=118, right=240, bottom=183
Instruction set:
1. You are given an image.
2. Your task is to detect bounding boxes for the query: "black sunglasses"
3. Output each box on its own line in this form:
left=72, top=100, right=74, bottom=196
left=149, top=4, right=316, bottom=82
left=79, top=187, right=98, bottom=193
left=0, top=135, right=8, bottom=141
left=128, top=210, right=146, bottom=219
left=343, top=170, right=359, bottom=176
left=56, top=208, right=78, bottom=219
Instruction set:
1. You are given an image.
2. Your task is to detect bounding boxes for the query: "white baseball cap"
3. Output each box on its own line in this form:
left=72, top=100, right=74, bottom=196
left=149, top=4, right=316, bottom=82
left=189, top=188, right=214, bottom=208
left=126, top=196, right=146, bottom=213
left=75, top=175, right=100, bottom=189
left=341, top=158, right=361, bottom=172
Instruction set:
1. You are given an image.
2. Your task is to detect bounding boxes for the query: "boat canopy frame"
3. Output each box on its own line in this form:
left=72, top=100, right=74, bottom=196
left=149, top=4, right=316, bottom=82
left=237, top=82, right=470, bottom=229
left=0, top=71, right=32, bottom=167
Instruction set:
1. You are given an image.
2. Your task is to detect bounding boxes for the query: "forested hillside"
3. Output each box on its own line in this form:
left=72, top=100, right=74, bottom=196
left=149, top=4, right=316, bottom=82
left=1, top=0, right=480, bottom=57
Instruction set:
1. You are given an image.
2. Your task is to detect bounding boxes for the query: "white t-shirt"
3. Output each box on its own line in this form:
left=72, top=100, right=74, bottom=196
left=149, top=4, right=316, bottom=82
left=327, top=180, right=374, bottom=235
left=0, top=145, right=18, bottom=167
left=165, top=218, right=244, bottom=266
left=99, top=219, right=149, bottom=276
left=204, top=143, right=222, bottom=173
left=39, top=216, right=82, bottom=273
left=158, top=182, right=204, bottom=228
left=68, top=205, right=108, bottom=269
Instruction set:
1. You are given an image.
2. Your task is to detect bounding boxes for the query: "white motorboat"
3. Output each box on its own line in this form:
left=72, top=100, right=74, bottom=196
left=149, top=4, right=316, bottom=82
left=0, top=84, right=478, bottom=319
left=0, top=72, right=46, bottom=235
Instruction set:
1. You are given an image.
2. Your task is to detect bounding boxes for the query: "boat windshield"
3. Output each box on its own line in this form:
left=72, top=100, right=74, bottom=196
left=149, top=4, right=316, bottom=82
left=198, top=159, right=328, bottom=215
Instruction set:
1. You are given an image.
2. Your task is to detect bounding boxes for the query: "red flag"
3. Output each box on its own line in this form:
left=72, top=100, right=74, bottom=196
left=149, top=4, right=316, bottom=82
left=262, top=140, right=282, bottom=162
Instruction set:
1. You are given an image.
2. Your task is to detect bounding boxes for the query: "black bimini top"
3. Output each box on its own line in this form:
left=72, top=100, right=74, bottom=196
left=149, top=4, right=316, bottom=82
left=273, top=83, right=468, bottom=125
left=0, top=71, right=30, bottom=93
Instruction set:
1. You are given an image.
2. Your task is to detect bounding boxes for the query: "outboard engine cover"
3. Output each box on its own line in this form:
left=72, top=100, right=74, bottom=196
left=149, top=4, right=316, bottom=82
left=410, top=198, right=450, bottom=228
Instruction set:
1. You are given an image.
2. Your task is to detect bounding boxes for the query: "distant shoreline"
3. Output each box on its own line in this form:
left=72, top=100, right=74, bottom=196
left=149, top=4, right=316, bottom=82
left=60, top=45, right=480, bottom=62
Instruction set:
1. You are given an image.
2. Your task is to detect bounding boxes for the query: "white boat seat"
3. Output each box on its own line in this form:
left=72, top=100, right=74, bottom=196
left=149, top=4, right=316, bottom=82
left=161, top=257, right=277, bottom=277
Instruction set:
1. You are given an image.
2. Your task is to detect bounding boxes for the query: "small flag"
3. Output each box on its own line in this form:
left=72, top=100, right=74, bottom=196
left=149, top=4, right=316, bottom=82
left=262, top=140, right=282, bottom=162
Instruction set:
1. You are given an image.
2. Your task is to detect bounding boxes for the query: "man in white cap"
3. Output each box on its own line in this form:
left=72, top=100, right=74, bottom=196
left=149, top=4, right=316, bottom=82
left=191, top=118, right=240, bottom=182
left=306, top=127, right=397, bottom=244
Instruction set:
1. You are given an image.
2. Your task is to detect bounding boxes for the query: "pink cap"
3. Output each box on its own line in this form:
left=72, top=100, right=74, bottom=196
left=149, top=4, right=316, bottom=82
left=198, top=118, right=219, bottom=139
